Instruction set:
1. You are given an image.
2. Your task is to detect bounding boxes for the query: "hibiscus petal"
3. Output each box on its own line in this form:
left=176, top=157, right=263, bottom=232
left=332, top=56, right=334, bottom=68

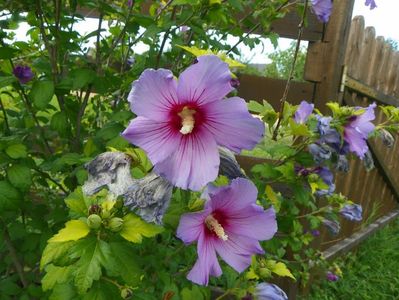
left=177, top=55, right=233, bottom=105
left=128, top=69, right=178, bottom=121
left=226, top=206, right=277, bottom=241
left=202, top=97, right=264, bottom=153
left=154, top=128, right=220, bottom=191
left=121, top=116, right=180, bottom=165
left=214, top=233, right=264, bottom=273
left=206, top=178, right=258, bottom=214
left=187, top=233, right=222, bottom=285
left=344, top=127, right=369, bottom=159
left=176, top=209, right=210, bottom=245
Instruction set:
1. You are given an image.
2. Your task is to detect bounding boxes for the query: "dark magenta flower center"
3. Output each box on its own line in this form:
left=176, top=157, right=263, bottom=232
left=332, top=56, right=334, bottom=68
left=169, top=103, right=205, bottom=134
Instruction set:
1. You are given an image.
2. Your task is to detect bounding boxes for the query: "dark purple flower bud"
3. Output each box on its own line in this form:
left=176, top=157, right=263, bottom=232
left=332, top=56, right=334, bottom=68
left=326, top=271, right=339, bottom=282
left=336, top=155, right=349, bottom=173
left=294, top=100, right=314, bottom=124
left=380, top=129, right=394, bottom=148
left=311, top=229, right=320, bottom=237
left=365, top=0, right=377, bottom=10
left=322, top=219, right=340, bottom=236
left=363, top=150, right=374, bottom=171
left=344, top=103, right=376, bottom=159
left=340, top=204, right=362, bottom=222
left=309, top=143, right=332, bottom=163
left=230, top=78, right=240, bottom=89
left=255, top=283, right=288, bottom=300
left=127, top=0, right=133, bottom=7
left=13, top=65, right=34, bottom=84
left=311, top=0, right=333, bottom=23
left=88, top=204, right=102, bottom=215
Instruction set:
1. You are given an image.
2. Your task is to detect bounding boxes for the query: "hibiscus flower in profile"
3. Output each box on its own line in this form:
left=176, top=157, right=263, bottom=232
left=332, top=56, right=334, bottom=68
left=176, top=178, right=277, bottom=285
left=343, top=103, right=376, bottom=159
left=122, top=55, right=264, bottom=190
left=310, top=0, right=333, bottom=23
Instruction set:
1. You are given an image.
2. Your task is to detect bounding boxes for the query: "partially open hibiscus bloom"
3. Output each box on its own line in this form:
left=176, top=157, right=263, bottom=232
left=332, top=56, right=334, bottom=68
left=176, top=178, right=277, bottom=285
left=343, top=103, right=376, bottom=159
left=122, top=55, right=264, bottom=190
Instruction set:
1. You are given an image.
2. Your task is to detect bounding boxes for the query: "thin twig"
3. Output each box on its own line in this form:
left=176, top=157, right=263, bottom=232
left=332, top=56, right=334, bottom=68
left=272, top=0, right=309, bottom=140
left=2, top=224, right=28, bottom=288
left=33, top=168, right=68, bottom=194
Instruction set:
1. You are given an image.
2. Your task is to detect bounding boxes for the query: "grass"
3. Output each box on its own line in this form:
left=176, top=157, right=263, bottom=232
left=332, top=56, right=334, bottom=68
left=308, top=218, right=399, bottom=300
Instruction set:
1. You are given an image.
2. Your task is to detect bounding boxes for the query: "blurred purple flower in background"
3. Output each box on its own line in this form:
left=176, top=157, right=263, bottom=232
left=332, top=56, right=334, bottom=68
left=311, top=229, right=321, bottom=237
left=294, top=100, right=314, bottom=124
left=176, top=178, right=277, bottom=285
left=340, top=204, right=362, bottom=222
left=310, top=0, right=333, bottom=23
left=344, top=103, right=376, bottom=159
left=309, top=143, right=332, bottom=163
left=122, top=55, right=264, bottom=190
left=315, top=166, right=336, bottom=196
left=255, top=282, right=288, bottom=300
left=365, top=0, right=377, bottom=10
left=13, top=65, right=34, bottom=84
left=326, top=271, right=339, bottom=282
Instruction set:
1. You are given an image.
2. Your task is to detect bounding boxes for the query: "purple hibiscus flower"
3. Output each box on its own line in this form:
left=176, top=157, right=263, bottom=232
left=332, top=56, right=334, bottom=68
left=365, top=0, right=377, bottom=10
left=344, top=103, right=376, bottom=159
left=315, top=166, right=335, bottom=196
left=13, top=65, right=34, bottom=84
left=311, top=0, right=333, bottom=23
left=255, top=282, right=288, bottom=300
left=294, top=100, right=314, bottom=124
left=122, top=55, right=264, bottom=190
left=340, top=204, right=362, bottom=222
left=176, top=178, right=277, bottom=285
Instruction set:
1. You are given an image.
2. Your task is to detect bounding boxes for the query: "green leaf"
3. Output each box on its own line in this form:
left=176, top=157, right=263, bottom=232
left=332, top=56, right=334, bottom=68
left=289, top=118, right=310, bottom=136
left=0, top=46, right=18, bottom=59
left=42, top=265, right=74, bottom=291
left=271, top=262, right=296, bottom=280
left=82, top=280, right=119, bottom=300
left=71, top=68, right=96, bottom=89
left=119, top=214, right=164, bottom=243
left=181, top=286, right=205, bottom=300
left=49, top=283, right=77, bottom=300
left=5, top=143, right=27, bottom=159
left=265, top=185, right=281, bottom=212
left=0, top=180, right=20, bottom=210
left=7, top=164, right=32, bottom=190
left=41, top=241, right=74, bottom=269
left=0, top=76, right=16, bottom=88
left=65, top=188, right=89, bottom=218
left=105, top=242, right=142, bottom=286
left=49, top=220, right=90, bottom=243
left=50, top=112, right=68, bottom=135
left=74, top=238, right=110, bottom=294
left=30, top=80, right=54, bottom=109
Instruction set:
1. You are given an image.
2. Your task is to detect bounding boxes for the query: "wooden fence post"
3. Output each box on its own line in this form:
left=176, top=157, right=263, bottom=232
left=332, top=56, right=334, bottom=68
left=304, top=0, right=355, bottom=112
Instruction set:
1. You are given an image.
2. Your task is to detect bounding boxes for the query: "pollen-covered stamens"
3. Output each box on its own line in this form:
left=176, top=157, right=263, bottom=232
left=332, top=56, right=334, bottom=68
left=205, top=215, right=228, bottom=241
left=178, top=106, right=196, bottom=135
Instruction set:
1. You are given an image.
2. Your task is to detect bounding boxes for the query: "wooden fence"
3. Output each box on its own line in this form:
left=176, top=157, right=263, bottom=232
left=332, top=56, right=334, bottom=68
left=236, top=1, right=399, bottom=297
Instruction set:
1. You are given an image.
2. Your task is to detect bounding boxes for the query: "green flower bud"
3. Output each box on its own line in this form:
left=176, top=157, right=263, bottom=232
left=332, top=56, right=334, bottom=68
left=308, top=173, right=319, bottom=183
left=87, top=214, right=102, bottom=229
left=120, top=287, right=132, bottom=299
left=259, top=267, right=272, bottom=278
left=101, top=210, right=111, bottom=219
left=108, top=217, right=124, bottom=232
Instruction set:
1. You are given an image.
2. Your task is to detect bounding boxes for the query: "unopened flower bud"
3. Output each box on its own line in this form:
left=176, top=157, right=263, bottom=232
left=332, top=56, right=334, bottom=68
left=88, top=204, right=101, bottom=215
left=101, top=210, right=111, bottom=219
left=380, top=129, right=394, bottom=148
left=87, top=214, right=102, bottom=229
left=121, top=287, right=133, bottom=299
left=108, top=217, right=124, bottom=232
left=259, top=267, right=272, bottom=278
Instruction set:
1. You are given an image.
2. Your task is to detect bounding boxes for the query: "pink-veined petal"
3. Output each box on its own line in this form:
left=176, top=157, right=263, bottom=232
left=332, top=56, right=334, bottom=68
left=205, top=178, right=258, bottom=214
left=226, top=206, right=277, bottom=241
left=214, top=233, right=264, bottom=273
left=177, top=55, right=233, bottom=105
left=128, top=69, right=178, bottom=121
left=187, top=233, right=222, bottom=285
left=202, top=97, right=264, bottom=153
left=121, top=116, right=180, bottom=165
left=176, top=209, right=210, bottom=245
left=154, top=129, right=219, bottom=191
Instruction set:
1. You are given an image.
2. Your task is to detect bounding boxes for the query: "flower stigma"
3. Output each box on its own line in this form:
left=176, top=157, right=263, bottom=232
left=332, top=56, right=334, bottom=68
left=205, top=214, right=228, bottom=241
left=178, top=106, right=196, bottom=134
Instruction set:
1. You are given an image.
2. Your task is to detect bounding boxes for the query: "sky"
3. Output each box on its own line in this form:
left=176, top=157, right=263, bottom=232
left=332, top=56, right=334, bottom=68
left=6, top=0, right=399, bottom=64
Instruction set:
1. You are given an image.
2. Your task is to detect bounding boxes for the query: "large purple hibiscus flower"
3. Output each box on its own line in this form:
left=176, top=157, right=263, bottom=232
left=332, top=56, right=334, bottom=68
left=122, top=55, right=264, bottom=190
left=176, top=178, right=277, bottom=285
left=311, top=0, right=333, bottom=23
left=343, top=103, right=376, bottom=159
